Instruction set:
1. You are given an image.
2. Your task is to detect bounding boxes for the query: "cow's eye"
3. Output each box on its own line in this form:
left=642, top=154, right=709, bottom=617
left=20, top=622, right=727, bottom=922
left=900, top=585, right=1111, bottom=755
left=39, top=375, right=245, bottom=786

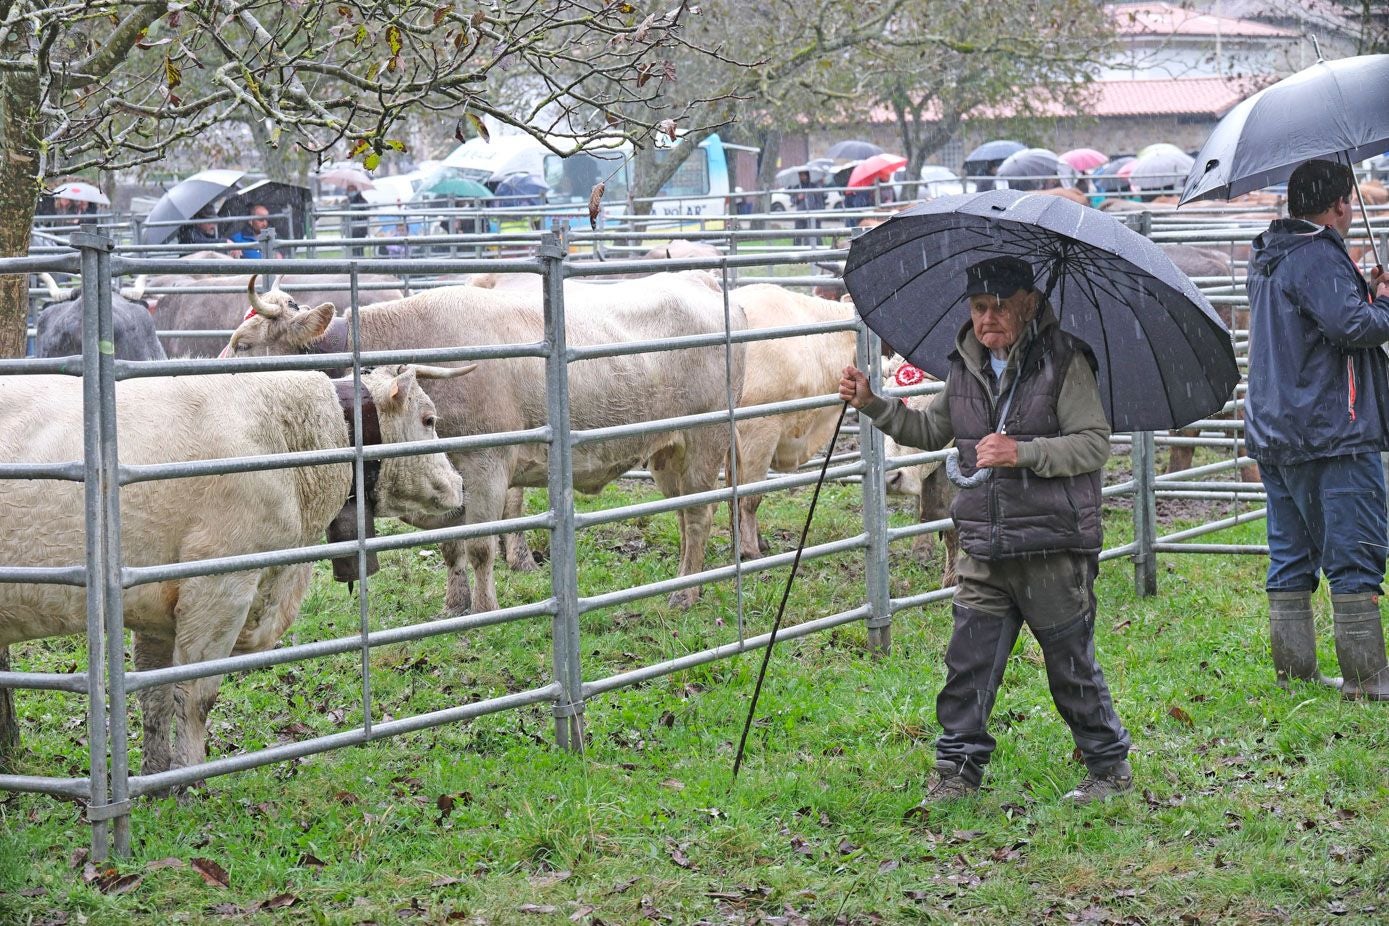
left=423, top=415, right=436, bottom=430
left=234, top=341, right=251, bottom=352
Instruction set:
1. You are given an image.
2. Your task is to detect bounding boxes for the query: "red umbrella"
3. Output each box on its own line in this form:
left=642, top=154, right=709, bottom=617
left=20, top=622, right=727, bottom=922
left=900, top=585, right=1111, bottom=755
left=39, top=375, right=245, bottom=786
left=847, top=154, right=908, bottom=188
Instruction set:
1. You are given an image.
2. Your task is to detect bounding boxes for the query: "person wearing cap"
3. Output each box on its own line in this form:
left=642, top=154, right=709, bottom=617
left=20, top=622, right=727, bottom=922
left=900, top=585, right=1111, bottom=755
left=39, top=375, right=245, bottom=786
left=838, top=255, right=1132, bottom=806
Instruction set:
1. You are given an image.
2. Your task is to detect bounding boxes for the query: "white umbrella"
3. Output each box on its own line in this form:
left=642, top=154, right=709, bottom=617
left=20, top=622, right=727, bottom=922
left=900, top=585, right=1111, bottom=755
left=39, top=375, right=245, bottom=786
left=52, top=181, right=109, bottom=207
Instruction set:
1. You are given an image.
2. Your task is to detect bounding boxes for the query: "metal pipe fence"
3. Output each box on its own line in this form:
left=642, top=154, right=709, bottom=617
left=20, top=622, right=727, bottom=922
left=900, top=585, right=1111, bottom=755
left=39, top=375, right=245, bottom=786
left=1, top=212, right=1265, bottom=859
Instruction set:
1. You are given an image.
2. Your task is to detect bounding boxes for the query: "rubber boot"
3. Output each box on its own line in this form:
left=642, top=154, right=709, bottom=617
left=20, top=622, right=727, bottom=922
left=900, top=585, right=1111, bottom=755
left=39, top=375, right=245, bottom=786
left=1267, top=591, right=1340, bottom=689
left=1331, top=593, right=1389, bottom=701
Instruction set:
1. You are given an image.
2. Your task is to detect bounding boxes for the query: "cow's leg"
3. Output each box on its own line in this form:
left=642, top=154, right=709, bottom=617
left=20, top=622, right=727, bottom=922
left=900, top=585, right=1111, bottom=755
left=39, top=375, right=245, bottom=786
left=169, top=572, right=259, bottom=773
left=1163, top=431, right=1196, bottom=476
left=732, top=422, right=777, bottom=561
left=909, top=477, right=937, bottom=565
left=460, top=465, right=510, bottom=615
left=133, top=632, right=174, bottom=777
left=941, top=529, right=959, bottom=589
left=656, top=429, right=725, bottom=609
left=502, top=487, right=538, bottom=572
left=407, top=507, right=472, bottom=615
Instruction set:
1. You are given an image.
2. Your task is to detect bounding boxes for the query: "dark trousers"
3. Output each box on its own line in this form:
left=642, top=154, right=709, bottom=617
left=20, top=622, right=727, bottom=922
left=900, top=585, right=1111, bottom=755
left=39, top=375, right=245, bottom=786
left=936, top=551, right=1130, bottom=782
left=1261, top=453, right=1387, bottom=596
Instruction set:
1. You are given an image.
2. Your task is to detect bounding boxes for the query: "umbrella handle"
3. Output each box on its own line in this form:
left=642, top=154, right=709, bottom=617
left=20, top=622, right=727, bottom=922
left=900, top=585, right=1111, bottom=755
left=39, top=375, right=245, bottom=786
left=944, top=448, right=992, bottom=489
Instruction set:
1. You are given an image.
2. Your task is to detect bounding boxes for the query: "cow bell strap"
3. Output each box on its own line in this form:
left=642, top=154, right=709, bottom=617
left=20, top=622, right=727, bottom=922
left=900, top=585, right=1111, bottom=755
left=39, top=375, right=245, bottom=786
left=303, top=317, right=351, bottom=377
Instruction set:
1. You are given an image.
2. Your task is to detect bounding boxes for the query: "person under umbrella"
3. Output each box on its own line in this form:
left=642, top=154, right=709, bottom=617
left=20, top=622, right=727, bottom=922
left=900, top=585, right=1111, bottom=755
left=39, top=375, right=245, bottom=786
left=838, top=255, right=1133, bottom=806
left=1244, top=160, right=1389, bottom=699
left=179, top=206, right=226, bottom=246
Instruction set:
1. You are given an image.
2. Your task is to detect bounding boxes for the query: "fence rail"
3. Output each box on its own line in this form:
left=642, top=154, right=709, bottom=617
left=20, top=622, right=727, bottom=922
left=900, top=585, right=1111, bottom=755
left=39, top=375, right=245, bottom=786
left=1, top=213, right=1267, bottom=860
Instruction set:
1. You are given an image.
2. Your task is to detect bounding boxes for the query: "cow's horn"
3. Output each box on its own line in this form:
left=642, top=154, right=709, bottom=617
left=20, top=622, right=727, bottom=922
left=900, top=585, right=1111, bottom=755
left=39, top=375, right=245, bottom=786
left=247, top=274, right=281, bottom=318
left=411, top=363, right=477, bottom=379
left=38, top=272, right=63, bottom=301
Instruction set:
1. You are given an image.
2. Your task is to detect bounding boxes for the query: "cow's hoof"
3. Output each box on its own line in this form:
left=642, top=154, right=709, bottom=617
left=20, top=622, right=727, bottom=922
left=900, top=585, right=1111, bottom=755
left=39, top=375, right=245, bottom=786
left=668, top=589, right=699, bottom=610
left=507, top=552, right=540, bottom=573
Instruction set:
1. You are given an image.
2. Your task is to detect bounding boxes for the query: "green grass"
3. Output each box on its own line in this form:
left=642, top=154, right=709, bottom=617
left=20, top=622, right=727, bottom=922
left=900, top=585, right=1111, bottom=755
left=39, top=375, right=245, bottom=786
left=2, top=470, right=1387, bottom=926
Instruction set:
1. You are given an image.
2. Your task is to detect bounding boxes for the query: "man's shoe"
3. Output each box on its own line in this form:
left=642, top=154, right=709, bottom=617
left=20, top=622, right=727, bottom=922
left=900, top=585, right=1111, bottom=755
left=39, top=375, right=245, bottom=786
left=914, top=759, right=980, bottom=807
left=1062, top=760, right=1133, bottom=805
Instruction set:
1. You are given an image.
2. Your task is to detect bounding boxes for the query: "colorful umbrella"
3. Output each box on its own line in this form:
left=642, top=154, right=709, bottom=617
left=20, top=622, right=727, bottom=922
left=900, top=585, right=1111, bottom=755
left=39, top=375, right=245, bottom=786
left=52, top=181, right=110, bottom=206
left=1059, top=148, right=1110, bottom=173
left=847, top=154, right=908, bottom=188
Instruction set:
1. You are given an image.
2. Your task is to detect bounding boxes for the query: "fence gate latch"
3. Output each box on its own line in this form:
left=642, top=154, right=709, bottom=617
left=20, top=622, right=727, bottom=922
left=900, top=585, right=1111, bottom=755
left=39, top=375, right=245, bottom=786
left=85, top=799, right=132, bottom=823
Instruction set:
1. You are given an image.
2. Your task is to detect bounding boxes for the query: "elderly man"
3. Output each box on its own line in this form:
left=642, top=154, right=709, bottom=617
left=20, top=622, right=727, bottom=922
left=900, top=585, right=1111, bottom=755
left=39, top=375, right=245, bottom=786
left=839, top=255, right=1132, bottom=805
left=1246, top=159, right=1389, bottom=699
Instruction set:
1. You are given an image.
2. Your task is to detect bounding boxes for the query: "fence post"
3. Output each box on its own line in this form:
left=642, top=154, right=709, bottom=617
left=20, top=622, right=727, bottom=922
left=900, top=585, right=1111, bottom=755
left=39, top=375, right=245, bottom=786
left=858, top=325, right=893, bottom=654
left=541, top=229, right=585, bottom=750
left=1132, top=430, right=1158, bottom=597
left=73, top=233, right=132, bottom=856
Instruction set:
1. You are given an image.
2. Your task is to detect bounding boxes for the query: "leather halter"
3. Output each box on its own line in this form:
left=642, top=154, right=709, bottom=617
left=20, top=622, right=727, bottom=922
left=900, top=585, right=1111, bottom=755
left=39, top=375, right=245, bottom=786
left=326, top=377, right=383, bottom=586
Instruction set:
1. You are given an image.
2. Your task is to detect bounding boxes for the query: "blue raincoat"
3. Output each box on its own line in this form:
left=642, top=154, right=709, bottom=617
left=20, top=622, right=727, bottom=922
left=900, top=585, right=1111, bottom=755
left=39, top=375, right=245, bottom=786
left=1245, top=218, right=1389, bottom=465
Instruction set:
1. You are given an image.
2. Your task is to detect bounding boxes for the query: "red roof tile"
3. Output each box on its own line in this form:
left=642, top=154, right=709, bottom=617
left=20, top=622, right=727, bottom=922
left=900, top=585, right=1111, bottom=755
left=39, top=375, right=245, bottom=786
left=1084, top=77, right=1252, bottom=116
left=1108, top=2, right=1298, bottom=38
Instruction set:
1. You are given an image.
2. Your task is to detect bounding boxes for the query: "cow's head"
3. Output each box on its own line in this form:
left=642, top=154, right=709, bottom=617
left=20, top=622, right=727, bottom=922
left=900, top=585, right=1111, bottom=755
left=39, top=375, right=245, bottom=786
left=361, top=363, right=473, bottom=520
left=220, top=275, right=336, bottom=358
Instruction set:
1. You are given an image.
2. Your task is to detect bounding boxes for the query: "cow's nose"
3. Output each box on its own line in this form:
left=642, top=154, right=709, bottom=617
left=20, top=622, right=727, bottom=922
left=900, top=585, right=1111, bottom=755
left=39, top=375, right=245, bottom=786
left=885, top=471, right=902, bottom=491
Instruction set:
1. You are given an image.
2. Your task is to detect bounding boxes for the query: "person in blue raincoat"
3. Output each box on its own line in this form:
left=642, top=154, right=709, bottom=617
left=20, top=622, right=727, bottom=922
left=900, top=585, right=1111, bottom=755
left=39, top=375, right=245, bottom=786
left=1246, top=159, right=1389, bottom=700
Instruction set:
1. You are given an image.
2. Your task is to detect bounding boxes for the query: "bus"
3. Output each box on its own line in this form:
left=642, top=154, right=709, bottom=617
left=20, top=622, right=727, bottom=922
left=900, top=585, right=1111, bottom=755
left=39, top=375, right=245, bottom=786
left=430, top=132, right=752, bottom=225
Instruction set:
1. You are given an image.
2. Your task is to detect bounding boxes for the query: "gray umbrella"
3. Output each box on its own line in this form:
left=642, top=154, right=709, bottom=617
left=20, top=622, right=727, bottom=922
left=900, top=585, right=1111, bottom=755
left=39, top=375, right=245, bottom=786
left=843, top=189, right=1238, bottom=432
left=1129, top=150, right=1196, bottom=191
left=1181, top=54, right=1389, bottom=203
left=141, top=169, right=246, bottom=244
left=996, top=148, right=1077, bottom=191
left=1179, top=53, right=1389, bottom=265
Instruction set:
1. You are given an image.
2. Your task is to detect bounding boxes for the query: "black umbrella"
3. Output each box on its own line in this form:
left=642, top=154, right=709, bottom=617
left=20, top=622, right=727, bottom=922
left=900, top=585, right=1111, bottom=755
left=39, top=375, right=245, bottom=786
left=843, top=189, right=1239, bottom=433
left=825, top=140, right=883, bottom=161
left=1179, top=53, right=1389, bottom=264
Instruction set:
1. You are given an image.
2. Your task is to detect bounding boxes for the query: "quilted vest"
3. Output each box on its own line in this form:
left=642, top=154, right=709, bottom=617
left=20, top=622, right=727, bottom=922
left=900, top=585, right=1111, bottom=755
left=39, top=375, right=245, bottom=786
left=947, top=322, right=1103, bottom=559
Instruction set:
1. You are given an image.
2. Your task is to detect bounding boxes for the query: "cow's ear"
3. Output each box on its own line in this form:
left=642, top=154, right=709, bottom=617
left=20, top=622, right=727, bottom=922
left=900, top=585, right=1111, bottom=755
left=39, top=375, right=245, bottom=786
left=288, top=302, right=335, bottom=346
left=385, top=367, right=418, bottom=409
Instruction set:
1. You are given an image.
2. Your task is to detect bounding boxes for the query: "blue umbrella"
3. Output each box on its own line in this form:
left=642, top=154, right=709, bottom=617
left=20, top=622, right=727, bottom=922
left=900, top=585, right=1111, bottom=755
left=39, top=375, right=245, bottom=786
left=491, top=172, right=550, bottom=206
left=1091, top=156, right=1136, bottom=194
left=842, top=189, right=1238, bottom=432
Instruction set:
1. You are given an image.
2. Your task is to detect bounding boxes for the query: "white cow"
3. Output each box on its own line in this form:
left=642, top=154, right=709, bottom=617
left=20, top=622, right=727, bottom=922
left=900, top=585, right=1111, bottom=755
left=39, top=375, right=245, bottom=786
left=223, top=274, right=747, bottom=614
left=0, top=365, right=466, bottom=775
left=728, top=285, right=858, bottom=559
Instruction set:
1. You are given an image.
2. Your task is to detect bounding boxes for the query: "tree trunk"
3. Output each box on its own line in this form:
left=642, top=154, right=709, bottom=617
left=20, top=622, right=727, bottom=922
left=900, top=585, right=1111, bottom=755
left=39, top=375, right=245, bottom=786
left=0, top=73, right=43, bottom=768
left=245, top=116, right=316, bottom=186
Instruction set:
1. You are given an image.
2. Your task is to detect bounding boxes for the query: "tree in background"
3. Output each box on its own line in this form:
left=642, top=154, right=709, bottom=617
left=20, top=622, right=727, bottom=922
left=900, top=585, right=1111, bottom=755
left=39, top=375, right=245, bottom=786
left=0, top=0, right=738, bottom=765
left=621, top=0, right=1116, bottom=209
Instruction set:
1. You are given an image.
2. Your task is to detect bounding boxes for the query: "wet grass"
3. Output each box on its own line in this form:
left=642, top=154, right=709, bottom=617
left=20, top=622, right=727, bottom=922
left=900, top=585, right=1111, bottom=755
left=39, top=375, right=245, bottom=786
left=1, top=468, right=1386, bottom=925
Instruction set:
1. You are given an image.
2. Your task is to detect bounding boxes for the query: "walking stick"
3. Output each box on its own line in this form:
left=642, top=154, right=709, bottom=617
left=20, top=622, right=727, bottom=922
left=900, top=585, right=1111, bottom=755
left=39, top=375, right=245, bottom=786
left=732, top=401, right=849, bottom=783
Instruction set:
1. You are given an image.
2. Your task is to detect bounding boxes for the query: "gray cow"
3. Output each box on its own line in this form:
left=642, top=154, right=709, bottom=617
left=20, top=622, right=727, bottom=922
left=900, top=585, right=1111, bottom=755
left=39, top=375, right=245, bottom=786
left=128, top=258, right=405, bottom=357
left=35, top=276, right=167, bottom=361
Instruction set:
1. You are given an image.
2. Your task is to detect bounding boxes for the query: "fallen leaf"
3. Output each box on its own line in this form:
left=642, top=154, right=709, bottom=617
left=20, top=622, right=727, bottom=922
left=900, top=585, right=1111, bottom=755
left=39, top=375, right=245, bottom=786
left=570, top=905, right=595, bottom=922
left=529, top=869, right=572, bottom=888
left=1168, top=705, right=1194, bottom=727
left=262, top=893, right=297, bottom=911
left=519, top=904, right=558, bottom=915
left=147, top=857, right=184, bottom=871
left=660, top=778, right=684, bottom=791
left=607, top=877, right=638, bottom=895
left=878, top=859, right=899, bottom=873
left=298, top=853, right=326, bottom=869
left=18, top=886, right=47, bottom=897
left=431, top=876, right=464, bottom=887
left=191, top=857, right=230, bottom=889
left=837, top=838, right=858, bottom=855
left=99, top=873, right=143, bottom=895
left=667, top=842, right=694, bottom=869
